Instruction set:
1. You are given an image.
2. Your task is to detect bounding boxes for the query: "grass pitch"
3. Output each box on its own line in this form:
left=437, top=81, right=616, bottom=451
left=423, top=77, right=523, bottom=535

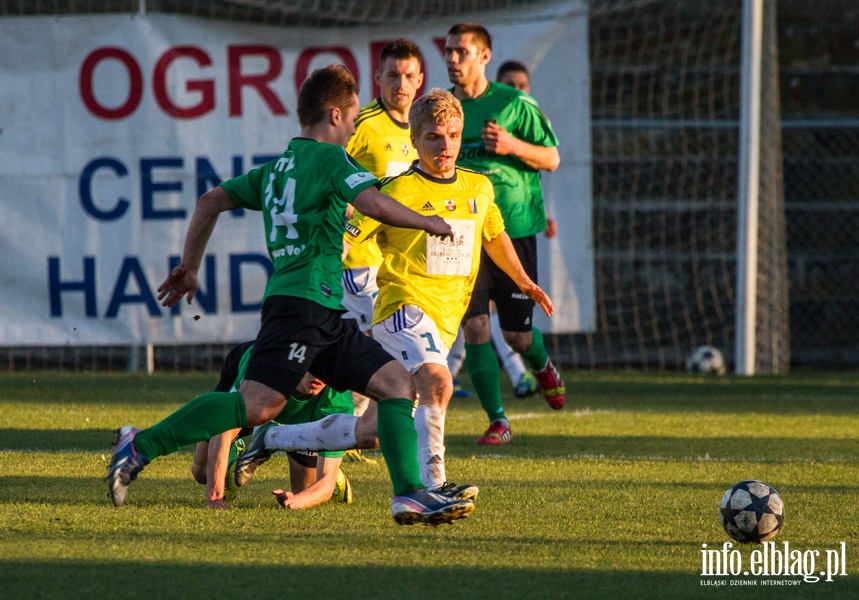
left=1, top=370, right=857, bottom=599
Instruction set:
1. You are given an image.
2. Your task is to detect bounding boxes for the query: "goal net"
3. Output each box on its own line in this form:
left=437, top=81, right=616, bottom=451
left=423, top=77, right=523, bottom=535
left=582, top=0, right=788, bottom=372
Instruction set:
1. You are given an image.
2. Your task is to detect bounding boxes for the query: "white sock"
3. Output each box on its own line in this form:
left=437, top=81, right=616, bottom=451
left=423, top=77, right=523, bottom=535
left=490, top=312, right=527, bottom=384
left=414, top=405, right=446, bottom=490
left=264, top=414, right=358, bottom=452
left=447, top=328, right=466, bottom=377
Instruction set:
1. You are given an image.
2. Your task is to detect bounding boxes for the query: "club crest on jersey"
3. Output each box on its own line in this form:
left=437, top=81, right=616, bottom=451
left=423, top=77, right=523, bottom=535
left=468, top=198, right=478, bottom=214
left=445, top=199, right=456, bottom=211
left=401, top=144, right=410, bottom=156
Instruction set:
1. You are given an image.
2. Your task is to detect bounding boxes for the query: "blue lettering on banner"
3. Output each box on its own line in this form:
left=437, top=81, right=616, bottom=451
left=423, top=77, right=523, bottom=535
left=79, top=157, right=131, bottom=221
left=48, top=253, right=270, bottom=318
left=105, top=257, right=162, bottom=317
left=79, top=153, right=280, bottom=222
left=230, top=253, right=272, bottom=312
left=49, top=256, right=97, bottom=316
left=141, top=157, right=185, bottom=219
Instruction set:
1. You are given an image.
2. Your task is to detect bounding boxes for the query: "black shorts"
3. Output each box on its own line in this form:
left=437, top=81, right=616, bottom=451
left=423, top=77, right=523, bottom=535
left=215, top=340, right=255, bottom=392
left=287, top=451, right=319, bottom=469
left=245, top=296, right=396, bottom=397
left=463, top=234, right=538, bottom=333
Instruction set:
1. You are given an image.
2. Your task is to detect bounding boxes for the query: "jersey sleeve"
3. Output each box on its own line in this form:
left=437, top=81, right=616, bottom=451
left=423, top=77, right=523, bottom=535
left=330, top=147, right=379, bottom=204
left=512, top=96, right=559, bottom=149
left=480, top=180, right=506, bottom=241
left=221, top=165, right=265, bottom=210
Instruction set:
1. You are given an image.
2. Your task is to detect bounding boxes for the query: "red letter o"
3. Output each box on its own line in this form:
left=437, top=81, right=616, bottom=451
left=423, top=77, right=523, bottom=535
left=79, top=47, right=143, bottom=120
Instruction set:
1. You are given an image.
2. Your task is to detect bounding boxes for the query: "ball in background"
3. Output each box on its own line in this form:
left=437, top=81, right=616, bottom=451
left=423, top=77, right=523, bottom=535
left=686, top=345, right=727, bottom=375
left=719, top=480, right=784, bottom=543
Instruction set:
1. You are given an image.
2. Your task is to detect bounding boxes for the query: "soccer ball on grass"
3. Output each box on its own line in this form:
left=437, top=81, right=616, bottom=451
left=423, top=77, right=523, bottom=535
left=685, top=345, right=726, bottom=375
left=719, top=480, right=784, bottom=543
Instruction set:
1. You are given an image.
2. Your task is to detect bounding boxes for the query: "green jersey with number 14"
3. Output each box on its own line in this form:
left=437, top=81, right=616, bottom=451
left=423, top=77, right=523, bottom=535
left=456, top=81, right=558, bottom=239
left=221, top=138, right=378, bottom=309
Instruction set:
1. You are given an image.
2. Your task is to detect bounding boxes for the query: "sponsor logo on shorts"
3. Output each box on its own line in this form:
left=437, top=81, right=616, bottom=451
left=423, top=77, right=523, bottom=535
left=344, top=222, right=361, bottom=238
left=511, top=292, right=530, bottom=300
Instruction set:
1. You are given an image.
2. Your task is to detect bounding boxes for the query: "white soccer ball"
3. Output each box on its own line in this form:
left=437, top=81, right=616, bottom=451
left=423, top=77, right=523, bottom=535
left=685, top=345, right=726, bottom=375
left=719, top=480, right=784, bottom=543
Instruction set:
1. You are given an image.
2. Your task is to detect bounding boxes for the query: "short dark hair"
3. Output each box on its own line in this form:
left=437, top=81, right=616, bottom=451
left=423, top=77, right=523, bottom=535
left=379, top=38, right=424, bottom=70
left=447, top=23, right=492, bottom=51
left=296, top=64, right=358, bottom=127
left=496, top=60, right=529, bottom=81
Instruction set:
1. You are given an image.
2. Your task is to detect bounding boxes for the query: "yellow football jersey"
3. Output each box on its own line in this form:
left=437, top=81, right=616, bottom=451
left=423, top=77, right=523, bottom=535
left=344, top=99, right=418, bottom=270
left=345, top=166, right=505, bottom=346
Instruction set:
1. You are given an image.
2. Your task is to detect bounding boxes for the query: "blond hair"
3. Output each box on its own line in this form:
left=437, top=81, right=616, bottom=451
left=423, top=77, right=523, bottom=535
left=409, top=88, right=463, bottom=137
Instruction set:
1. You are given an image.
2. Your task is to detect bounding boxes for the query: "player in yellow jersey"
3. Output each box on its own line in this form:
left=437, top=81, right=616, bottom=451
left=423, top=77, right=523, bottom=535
left=345, top=88, right=555, bottom=495
left=342, top=40, right=424, bottom=336
left=341, top=40, right=425, bottom=438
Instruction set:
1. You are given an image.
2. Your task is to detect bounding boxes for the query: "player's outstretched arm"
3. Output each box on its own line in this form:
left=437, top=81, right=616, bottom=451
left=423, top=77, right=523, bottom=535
left=157, top=186, right=237, bottom=307
left=272, top=456, right=343, bottom=510
left=483, top=232, right=554, bottom=317
left=352, top=187, right=453, bottom=239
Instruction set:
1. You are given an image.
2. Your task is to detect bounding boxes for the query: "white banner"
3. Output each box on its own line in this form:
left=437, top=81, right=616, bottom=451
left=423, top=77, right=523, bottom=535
left=0, top=7, right=593, bottom=345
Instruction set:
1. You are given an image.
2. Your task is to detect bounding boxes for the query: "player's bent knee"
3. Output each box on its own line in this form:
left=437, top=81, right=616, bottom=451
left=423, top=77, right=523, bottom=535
left=355, top=412, right=379, bottom=448
left=191, top=463, right=206, bottom=485
left=506, top=332, right=532, bottom=353
left=365, top=360, right=415, bottom=400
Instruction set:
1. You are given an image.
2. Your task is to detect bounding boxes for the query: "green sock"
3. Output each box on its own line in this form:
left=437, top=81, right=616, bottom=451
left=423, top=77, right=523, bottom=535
left=133, top=391, right=247, bottom=459
left=376, top=397, right=422, bottom=496
left=521, top=327, right=549, bottom=372
left=465, top=341, right=505, bottom=423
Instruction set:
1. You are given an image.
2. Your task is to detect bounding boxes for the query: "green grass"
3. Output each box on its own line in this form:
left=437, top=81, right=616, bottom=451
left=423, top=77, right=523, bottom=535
left=1, top=371, right=857, bottom=599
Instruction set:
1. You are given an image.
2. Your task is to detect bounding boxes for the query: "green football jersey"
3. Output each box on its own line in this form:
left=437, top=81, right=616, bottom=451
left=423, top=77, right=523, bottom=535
left=221, top=138, right=378, bottom=309
left=455, top=81, right=559, bottom=239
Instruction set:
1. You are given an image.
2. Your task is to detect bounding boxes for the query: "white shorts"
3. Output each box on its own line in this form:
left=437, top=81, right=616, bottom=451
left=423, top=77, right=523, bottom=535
left=341, top=267, right=379, bottom=333
left=372, top=304, right=450, bottom=375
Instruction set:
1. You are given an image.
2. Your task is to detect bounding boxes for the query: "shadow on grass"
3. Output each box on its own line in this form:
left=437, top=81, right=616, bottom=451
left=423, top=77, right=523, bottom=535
left=0, top=560, right=853, bottom=600
left=2, top=474, right=857, bottom=509
left=443, top=433, right=859, bottom=463
left=1, top=427, right=857, bottom=462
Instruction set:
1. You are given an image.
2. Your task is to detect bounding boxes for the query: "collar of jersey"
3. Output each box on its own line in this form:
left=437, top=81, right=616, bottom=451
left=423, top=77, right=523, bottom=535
left=376, top=98, right=410, bottom=130
left=412, top=165, right=458, bottom=185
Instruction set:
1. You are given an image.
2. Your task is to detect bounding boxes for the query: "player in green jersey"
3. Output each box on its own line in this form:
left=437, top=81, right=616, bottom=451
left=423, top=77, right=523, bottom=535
left=191, top=342, right=358, bottom=510
left=444, top=23, right=566, bottom=446
left=106, top=64, right=473, bottom=526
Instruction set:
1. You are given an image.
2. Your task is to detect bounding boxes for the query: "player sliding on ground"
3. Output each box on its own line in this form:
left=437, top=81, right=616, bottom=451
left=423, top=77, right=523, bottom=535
left=105, top=64, right=474, bottom=526
left=191, top=341, right=361, bottom=510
